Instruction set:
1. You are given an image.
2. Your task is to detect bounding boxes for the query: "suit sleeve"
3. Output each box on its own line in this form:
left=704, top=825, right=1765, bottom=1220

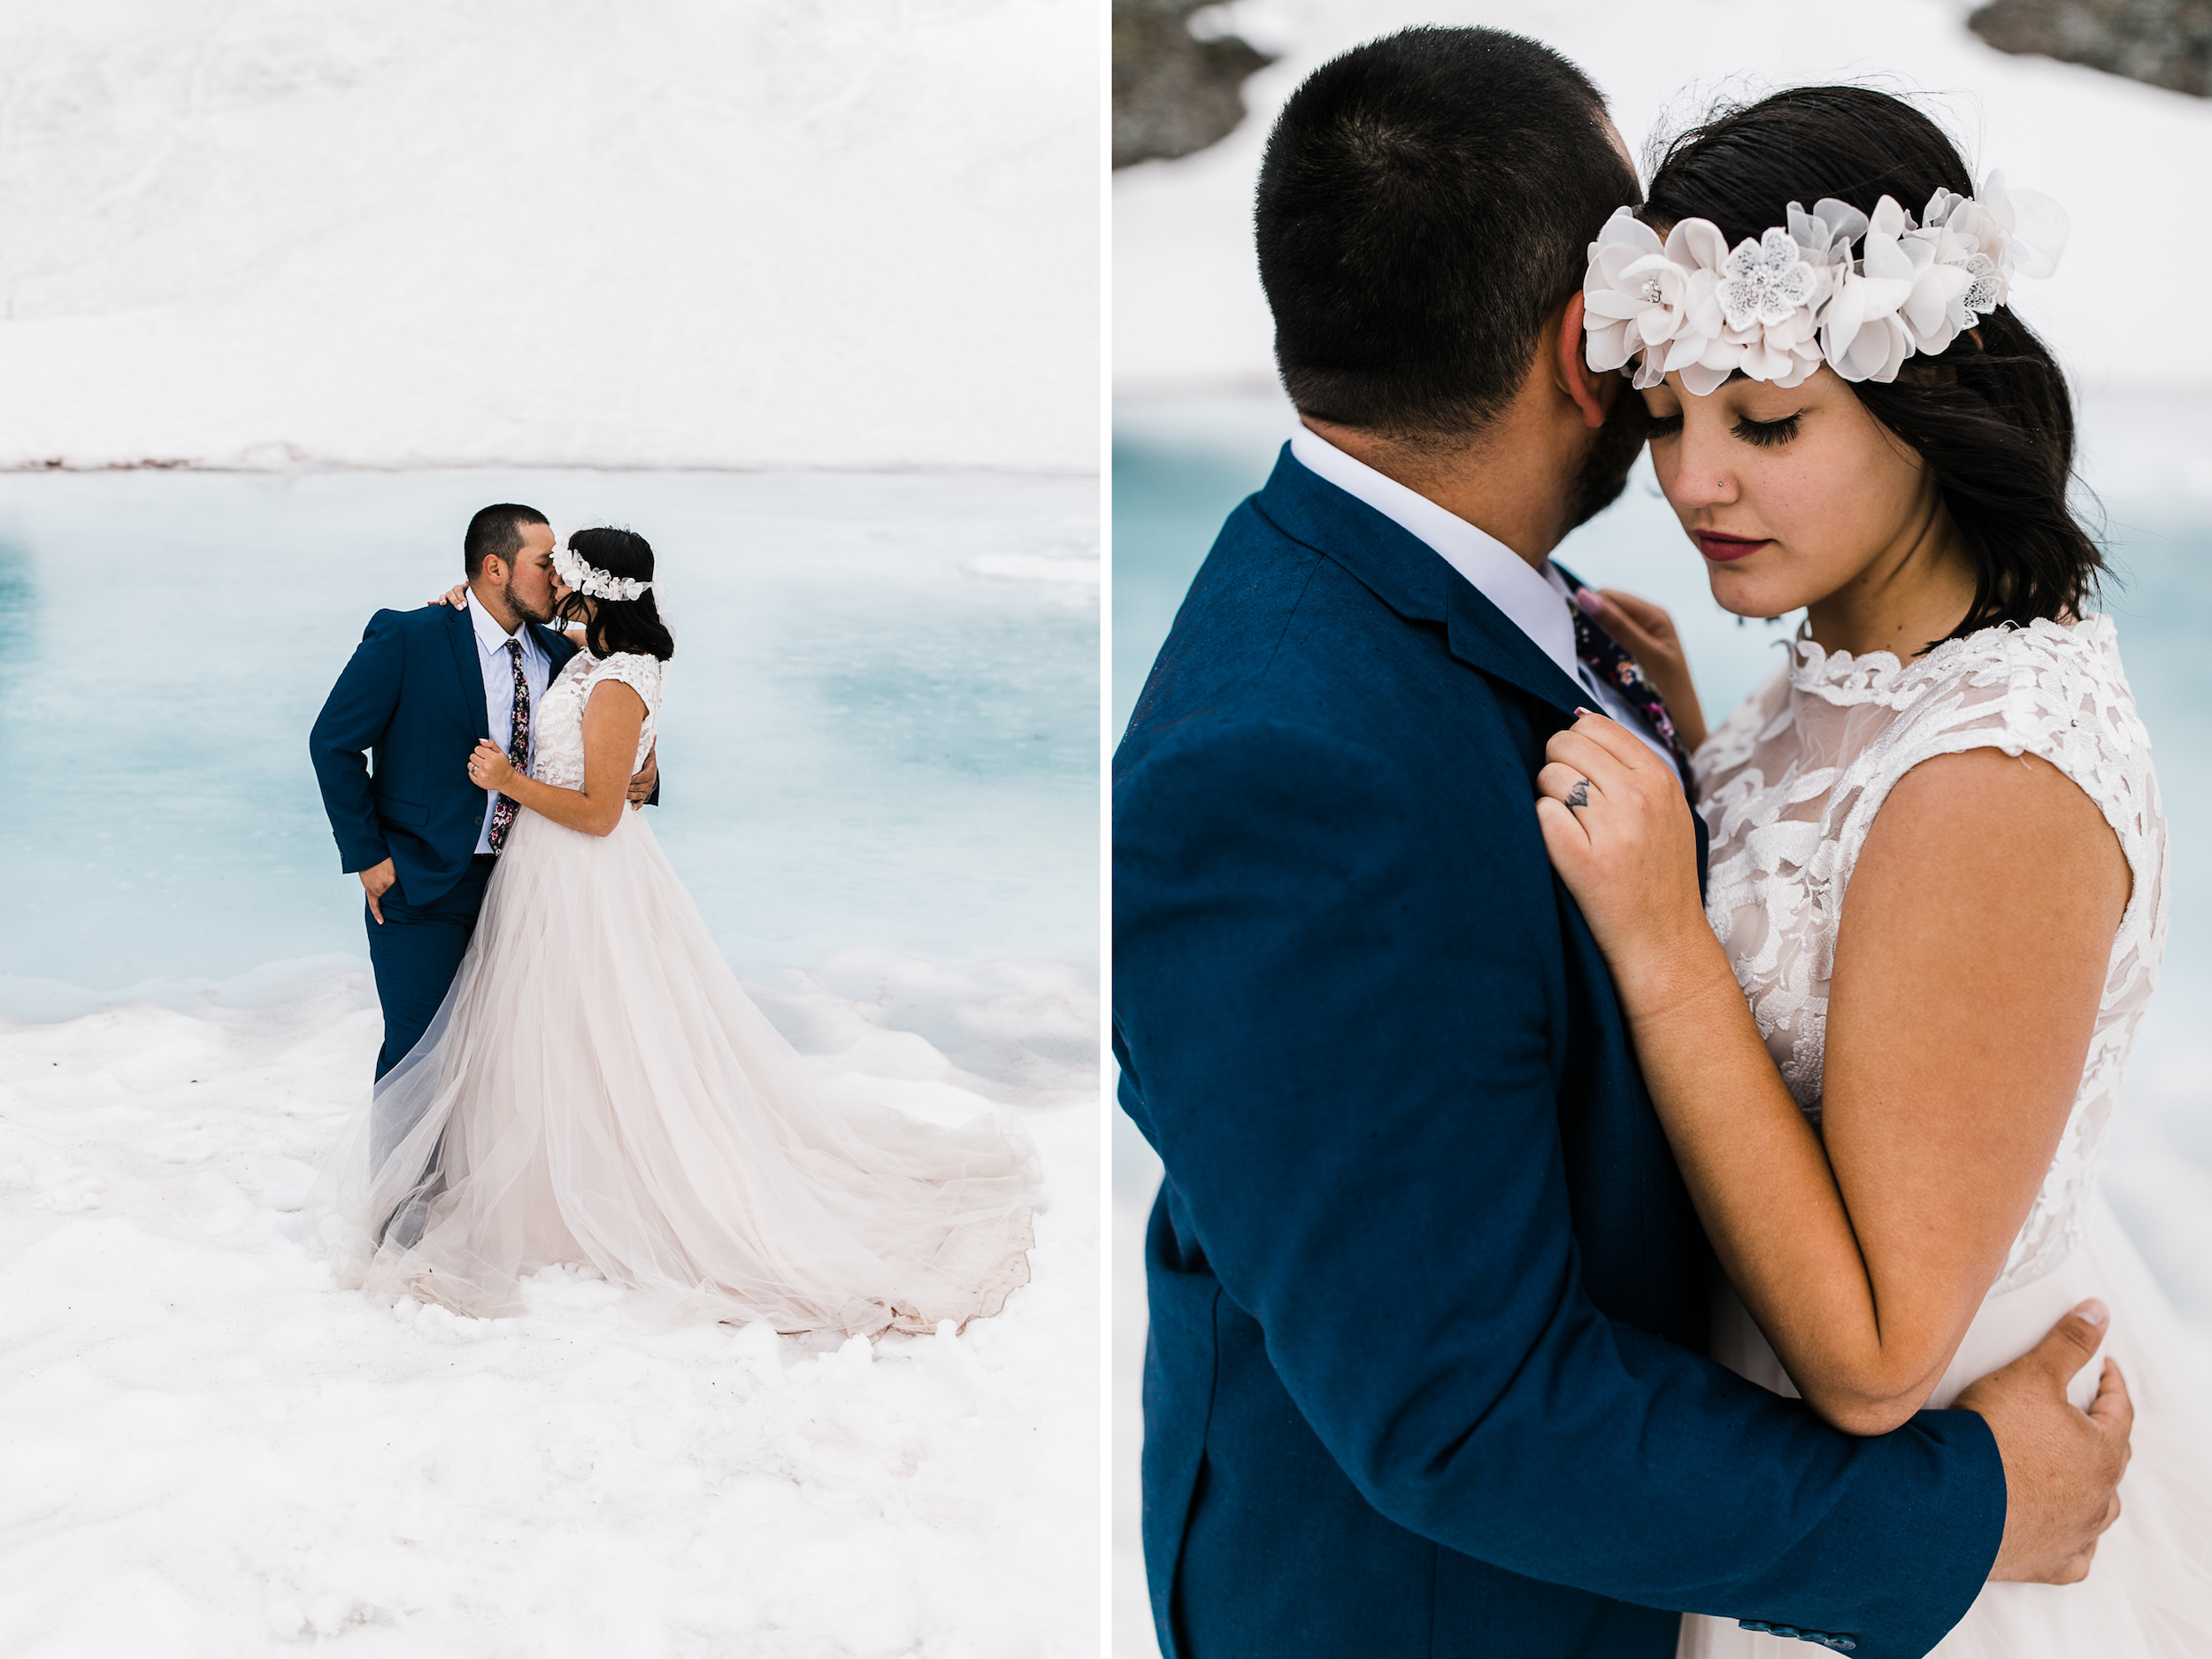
left=308, top=611, right=406, bottom=873
left=1113, top=717, right=2005, bottom=1658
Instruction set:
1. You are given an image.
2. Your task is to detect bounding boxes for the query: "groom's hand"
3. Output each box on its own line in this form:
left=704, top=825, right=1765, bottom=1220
left=1955, top=1300, right=2131, bottom=1585
left=626, top=744, right=657, bottom=809
left=358, top=857, right=398, bottom=925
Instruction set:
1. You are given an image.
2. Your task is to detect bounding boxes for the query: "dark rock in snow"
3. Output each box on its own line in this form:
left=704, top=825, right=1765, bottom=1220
left=1113, top=0, right=1274, bottom=169
left=1969, top=0, right=2211, bottom=96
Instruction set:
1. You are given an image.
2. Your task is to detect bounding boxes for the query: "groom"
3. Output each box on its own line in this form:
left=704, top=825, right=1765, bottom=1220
left=1114, top=28, right=2131, bottom=1659
left=309, top=503, right=657, bottom=1085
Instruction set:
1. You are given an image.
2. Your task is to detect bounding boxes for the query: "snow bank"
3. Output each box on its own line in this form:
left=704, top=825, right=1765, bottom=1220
left=0, top=956, right=1098, bottom=1656
left=0, top=0, right=1097, bottom=472
left=1116, top=0, right=2212, bottom=395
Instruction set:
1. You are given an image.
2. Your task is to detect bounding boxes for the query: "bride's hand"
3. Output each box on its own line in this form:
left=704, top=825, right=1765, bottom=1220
left=1575, top=588, right=1707, bottom=754
left=1535, top=711, right=1710, bottom=1005
left=427, top=584, right=469, bottom=609
left=467, top=740, right=515, bottom=791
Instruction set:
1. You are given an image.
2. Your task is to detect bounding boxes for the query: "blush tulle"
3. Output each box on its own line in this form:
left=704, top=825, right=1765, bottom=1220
left=307, top=804, right=1041, bottom=1334
left=1679, top=1194, right=2212, bottom=1656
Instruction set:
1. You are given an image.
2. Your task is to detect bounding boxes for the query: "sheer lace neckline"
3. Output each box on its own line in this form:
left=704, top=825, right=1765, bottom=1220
left=1786, top=614, right=2113, bottom=706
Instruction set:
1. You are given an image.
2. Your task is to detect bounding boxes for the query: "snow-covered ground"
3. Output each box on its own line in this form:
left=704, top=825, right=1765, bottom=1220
left=0, top=0, right=1098, bottom=472
left=0, top=954, right=1097, bottom=1658
left=0, top=466, right=1101, bottom=1655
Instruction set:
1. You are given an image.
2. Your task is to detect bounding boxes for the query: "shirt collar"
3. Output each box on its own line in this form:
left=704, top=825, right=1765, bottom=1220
left=1287, top=425, right=1581, bottom=685
left=465, top=590, right=534, bottom=658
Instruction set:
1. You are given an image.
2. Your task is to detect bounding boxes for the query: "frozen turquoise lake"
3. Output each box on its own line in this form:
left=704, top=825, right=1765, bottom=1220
left=0, top=470, right=1098, bottom=1014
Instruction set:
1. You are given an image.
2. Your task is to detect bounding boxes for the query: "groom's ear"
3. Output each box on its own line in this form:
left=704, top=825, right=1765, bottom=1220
left=1554, top=291, right=1611, bottom=431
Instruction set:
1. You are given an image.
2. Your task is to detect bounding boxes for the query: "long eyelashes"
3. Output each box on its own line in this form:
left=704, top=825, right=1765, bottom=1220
left=1732, top=414, right=1802, bottom=448
left=1641, top=412, right=1802, bottom=448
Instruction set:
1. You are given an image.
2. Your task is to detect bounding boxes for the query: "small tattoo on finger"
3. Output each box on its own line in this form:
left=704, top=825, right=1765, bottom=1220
left=1565, top=780, right=1591, bottom=810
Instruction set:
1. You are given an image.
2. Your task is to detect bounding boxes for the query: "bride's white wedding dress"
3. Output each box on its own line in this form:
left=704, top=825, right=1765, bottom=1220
left=310, top=648, right=1040, bottom=1334
left=1678, top=617, right=2212, bottom=1656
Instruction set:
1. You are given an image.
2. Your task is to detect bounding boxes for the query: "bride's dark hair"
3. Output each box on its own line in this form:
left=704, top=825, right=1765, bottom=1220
left=1642, top=87, right=2104, bottom=644
left=559, top=526, right=675, bottom=662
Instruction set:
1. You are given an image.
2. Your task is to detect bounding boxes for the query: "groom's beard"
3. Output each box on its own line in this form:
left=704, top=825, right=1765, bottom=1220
left=503, top=577, right=557, bottom=626
left=1559, top=387, right=1649, bottom=535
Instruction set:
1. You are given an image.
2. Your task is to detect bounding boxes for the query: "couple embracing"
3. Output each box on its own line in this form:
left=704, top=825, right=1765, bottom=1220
left=1115, top=27, right=2212, bottom=1659
left=307, top=504, right=1038, bottom=1335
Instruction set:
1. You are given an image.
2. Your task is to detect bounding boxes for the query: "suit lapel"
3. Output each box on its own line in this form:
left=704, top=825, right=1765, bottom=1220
left=448, top=603, right=491, bottom=742
left=1252, top=442, right=1591, bottom=721
left=1444, top=579, right=1589, bottom=722
left=1254, top=443, right=1716, bottom=916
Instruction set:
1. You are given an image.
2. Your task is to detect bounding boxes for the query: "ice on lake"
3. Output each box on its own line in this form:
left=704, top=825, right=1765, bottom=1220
left=0, top=469, right=1100, bottom=1656
left=0, top=468, right=1097, bottom=1002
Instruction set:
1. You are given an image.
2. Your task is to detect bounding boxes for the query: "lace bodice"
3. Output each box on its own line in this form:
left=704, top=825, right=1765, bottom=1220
left=1694, top=616, right=2167, bottom=1295
left=531, top=649, right=662, bottom=792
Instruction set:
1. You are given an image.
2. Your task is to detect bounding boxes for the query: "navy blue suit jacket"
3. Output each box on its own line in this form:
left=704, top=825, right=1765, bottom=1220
left=309, top=603, right=581, bottom=904
left=1112, top=449, right=2006, bottom=1659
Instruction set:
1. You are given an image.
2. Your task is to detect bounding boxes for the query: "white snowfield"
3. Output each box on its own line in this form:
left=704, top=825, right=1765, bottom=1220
left=1116, top=0, right=2212, bottom=396
left=0, top=954, right=1099, bottom=1657
left=0, top=0, right=1098, bottom=472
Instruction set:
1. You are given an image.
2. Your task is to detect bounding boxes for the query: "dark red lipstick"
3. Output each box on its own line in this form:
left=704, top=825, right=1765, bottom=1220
left=1694, top=531, right=1769, bottom=563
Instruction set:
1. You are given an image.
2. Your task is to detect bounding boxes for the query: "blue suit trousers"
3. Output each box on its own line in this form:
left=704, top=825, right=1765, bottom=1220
left=365, top=856, right=494, bottom=1089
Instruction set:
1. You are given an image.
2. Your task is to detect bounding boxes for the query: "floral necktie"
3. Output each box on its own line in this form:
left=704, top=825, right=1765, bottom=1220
left=487, top=639, right=532, bottom=853
left=1563, top=592, right=1699, bottom=805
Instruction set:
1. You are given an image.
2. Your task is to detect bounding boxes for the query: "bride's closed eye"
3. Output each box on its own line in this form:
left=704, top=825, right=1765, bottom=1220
left=1731, top=412, right=1802, bottom=448
left=1641, top=411, right=1803, bottom=447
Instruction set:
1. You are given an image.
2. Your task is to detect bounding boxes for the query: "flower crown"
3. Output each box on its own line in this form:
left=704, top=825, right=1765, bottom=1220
left=1582, top=173, right=2069, bottom=395
left=552, top=540, right=654, bottom=603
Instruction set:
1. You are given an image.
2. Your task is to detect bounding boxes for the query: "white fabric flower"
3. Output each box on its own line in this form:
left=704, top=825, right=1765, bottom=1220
left=1978, top=169, right=2070, bottom=281
left=1582, top=209, right=1682, bottom=378
left=1820, top=196, right=1967, bottom=379
left=1719, top=227, right=1819, bottom=329
left=552, top=541, right=653, bottom=603
left=1578, top=175, right=2064, bottom=390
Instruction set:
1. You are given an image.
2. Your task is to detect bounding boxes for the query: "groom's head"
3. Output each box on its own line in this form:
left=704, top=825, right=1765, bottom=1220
left=465, top=503, right=557, bottom=627
left=1257, top=27, right=1640, bottom=490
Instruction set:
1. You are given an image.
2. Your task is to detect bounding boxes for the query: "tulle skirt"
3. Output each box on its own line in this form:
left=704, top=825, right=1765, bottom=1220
left=307, top=804, right=1041, bottom=1333
left=1680, top=1192, right=2212, bottom=1656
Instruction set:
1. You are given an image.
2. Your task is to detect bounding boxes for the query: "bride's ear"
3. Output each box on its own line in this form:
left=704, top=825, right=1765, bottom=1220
left=1555, top=291, right=1609, bottom=430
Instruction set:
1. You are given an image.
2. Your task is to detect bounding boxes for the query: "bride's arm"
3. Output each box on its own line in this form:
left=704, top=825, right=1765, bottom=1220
left=465, top=680, right=646, bottom=838
left=1537, top=712, right=2127, bottom=1435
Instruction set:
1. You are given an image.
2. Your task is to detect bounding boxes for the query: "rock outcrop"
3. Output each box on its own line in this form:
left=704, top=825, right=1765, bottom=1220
left=1969, top=0, right=2211, bottom=96
left=1113, top=0, right=1274, bottom=169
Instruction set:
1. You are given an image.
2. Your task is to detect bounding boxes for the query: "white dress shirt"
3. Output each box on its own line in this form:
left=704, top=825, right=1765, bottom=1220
left=1287, top=426, right=1681, bottom=781
left=465, top=593, right=553, bottom=853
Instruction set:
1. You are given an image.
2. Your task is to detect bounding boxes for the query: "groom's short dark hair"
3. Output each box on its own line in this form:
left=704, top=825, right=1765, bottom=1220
left=1256, top=27, right=1638, bottom=440
left=464, top=503, right=549, bottom=578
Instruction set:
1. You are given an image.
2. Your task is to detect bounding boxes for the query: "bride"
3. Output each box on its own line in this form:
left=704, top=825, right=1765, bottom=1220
left=1552, top=88, right=2212, bottom=1654
left=308, top=526, right=1040, bottom=1334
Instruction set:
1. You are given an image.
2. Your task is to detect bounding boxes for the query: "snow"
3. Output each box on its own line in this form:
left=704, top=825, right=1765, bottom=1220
left=0, top=954, right=1098, bottom=1658
left=0, top=0, right=1098, bottom=472
left=1115, top=0, right=2212, bottom=397
left=0, top=464, right=1099, bottom=1651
